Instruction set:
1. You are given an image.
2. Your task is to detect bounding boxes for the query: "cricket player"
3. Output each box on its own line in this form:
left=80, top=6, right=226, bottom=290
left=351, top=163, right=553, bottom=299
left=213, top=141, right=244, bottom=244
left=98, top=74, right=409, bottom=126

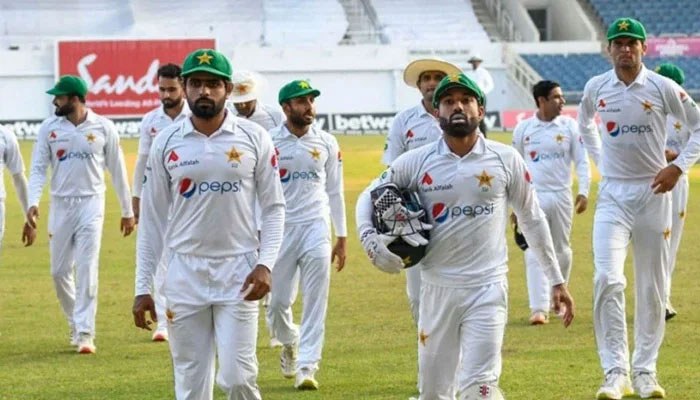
left=655, top=63, right=689, bottom=321
left=382, top=58, right=461, bottom=325
left=226, top=71, right=284, bottom=131
left=132, top=49, right=285, bottom=400
left=26, top=75, right=135, bottom=354
left=132, top=63, right=190, bottom=342
left=0, top=125, right=32, bottom=248
left=357, top=73, right=575, bottom=399
left=267, top=80, right=347, bottom=390
left=512, top=80, right=590, bottom=325
left=577, top=18, right=700, bottom=399
left=465, top=54, right=494, bottom=136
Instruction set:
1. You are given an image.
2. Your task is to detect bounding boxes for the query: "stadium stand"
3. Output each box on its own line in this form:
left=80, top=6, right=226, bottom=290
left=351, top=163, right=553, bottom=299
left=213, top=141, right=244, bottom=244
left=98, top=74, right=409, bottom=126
left=370, top=0, right=490, bottom=45
left=587, top=0, right=700, bottom=37
left=522, top=53, right=700, bottom=96
left=262, top=0, right=348, bottom=46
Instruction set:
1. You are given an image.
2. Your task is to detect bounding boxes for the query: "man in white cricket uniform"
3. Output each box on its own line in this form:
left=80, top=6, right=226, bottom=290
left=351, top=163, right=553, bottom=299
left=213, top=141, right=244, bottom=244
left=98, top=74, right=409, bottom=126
left=655, top=63, right=689, bottom=321
left=132, top=49, right=285, bottom=400
left=26, top=75, right=135, bottom=354
left=267, top=80, right=347, bottom=390
left=226, top=71, right=284, bottom=131
left=132, top=63, right=190, bottom=342
left=382, top=58, right=461, bottom=325
left=0, top=126, right=32, bottom=249
left=465, top=53, right=494, bottom=136
left=512, top=80, right=590, bottom=325
left=577, top=19, right=700, bottom=400
left=357, top=73, right=575, bottom=400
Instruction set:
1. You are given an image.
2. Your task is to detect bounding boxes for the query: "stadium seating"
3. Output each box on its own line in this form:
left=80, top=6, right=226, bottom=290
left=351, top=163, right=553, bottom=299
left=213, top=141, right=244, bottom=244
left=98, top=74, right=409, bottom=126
left=587, top=0, right=700, bottom=37
left=522, top=53, right=700, bottom=93
left=262, top=0, right=348, bottom=47
left=370, top=0, right=490, bottom=45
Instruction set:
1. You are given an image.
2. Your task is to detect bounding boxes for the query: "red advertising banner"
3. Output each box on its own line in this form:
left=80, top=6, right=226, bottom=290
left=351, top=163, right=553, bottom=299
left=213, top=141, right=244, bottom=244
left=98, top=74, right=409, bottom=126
left=647, top=37, right=700, bottom=57
left=501, top=109, right=600, bottom=130
left=57, top=39, right=215, bottom=117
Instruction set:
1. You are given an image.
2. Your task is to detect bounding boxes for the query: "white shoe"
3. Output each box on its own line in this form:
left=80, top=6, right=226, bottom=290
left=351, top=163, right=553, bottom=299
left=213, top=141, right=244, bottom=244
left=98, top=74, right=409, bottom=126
left=69, top=326, right=78, bottom=346
left=280, top=343, right=297, bottom=379
left=529, top=310, right=549, bottom=325
left=294, top=367, right=318, bottom=390
left=633, top=372, right=665, bottom=398
left=596, top=369, right=633, bottom=399
left=77, top=333, right=96, bottom=354
left=151, top=325, right=168, bottom=342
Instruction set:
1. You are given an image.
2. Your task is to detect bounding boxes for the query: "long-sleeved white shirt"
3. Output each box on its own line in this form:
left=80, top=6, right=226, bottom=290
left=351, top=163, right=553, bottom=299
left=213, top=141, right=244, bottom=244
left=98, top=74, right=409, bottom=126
left=512, top=114, right=591, bottom=197
left=28, top=109, right=133, bottom=217
left=577, top=65, right=700, bottom=178
left=356, top=136, right=564, bottom=288
left=382, top=103, right=442, bottom=165
left=135, top=112, right=286, bottom=296
left=133, top=102, right=190, bottom=198
left=666, top=115, right=691, bottom=159
left=270, top=124, right=346, bottom=237
left=226, top=101, right=284, bottom=131
left=466, top=67, right=494, bottom=95
left=0, top=125, right=26, bottom=199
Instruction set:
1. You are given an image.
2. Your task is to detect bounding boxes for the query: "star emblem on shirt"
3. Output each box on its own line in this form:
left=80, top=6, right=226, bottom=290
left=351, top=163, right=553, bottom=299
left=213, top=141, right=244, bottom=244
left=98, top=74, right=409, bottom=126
left=475, top=170, right=494, bottom=188
left=298, top=81, right=311, bottom=89
left=419, top=329, right=429, bottom=346
left=86, top=133, right=96, bottom=143
left=196, top=52, right=213, bottom=65
left=618, top=20, right=630, bottom=31
left=663, top=227, right=671, bottom=240
left=225, top=146, right=243, bottom=163
left=642, top=100, right=653, bottom=112
left=310, top=148, right=321, bottom=160
left=674, top=121, right=682, bottom=131
left=556, top=134, right=564, bottom=144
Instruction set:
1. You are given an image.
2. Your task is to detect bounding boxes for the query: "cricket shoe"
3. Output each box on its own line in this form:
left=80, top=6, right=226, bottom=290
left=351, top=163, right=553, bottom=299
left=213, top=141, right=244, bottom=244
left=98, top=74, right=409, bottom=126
left=633, top=372, right=665, bottom=398
left=77, top=333, right=96, bottom=354
left=596, top=368, right=633, bottom=399
left=529, top=310, right=549, bottom=325
left=294, top=367, right=319, bottom=390
left=280, top=343, right=297, bottom=379
left=152, top=325, right=168, bottom=342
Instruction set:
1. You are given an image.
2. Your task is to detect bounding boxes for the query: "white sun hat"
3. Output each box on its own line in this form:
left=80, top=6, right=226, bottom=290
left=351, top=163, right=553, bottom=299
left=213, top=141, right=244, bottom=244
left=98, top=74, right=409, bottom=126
left=403, top=58, right=462, bottom=88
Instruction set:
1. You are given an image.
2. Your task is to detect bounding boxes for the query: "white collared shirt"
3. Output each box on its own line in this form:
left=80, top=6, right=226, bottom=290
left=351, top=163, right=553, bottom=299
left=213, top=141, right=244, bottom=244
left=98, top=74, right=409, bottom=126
left=0, top=125, right=25, bottom=199
left=512, top=114, right=590, bottom=196
left=270, top=124, right=346, bottom=236
left=28, top=109, right=132, bottom=217
left=135, top=112, right=286, bottom=296
left=226, top=101, right=284, bottom=131
left=578, top=65, right=700, bottom=178
left=666, top=115, right=691, bottom=158
left=137, top=102, right=190, bottom=156
left=382, top=102, right=442, bottom=165
left=466, top=67, right=494, bottom=94
left=357, top=136, right=563, bottom=288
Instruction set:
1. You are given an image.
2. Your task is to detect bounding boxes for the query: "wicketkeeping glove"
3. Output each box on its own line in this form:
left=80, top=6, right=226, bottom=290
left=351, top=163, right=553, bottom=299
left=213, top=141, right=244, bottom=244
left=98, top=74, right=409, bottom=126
left=360, top=228, right=404, bottom=274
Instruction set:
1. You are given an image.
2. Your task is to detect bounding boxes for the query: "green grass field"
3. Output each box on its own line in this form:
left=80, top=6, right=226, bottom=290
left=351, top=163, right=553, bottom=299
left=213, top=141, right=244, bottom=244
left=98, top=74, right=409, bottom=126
left=1, top=133, right=699, bottom=399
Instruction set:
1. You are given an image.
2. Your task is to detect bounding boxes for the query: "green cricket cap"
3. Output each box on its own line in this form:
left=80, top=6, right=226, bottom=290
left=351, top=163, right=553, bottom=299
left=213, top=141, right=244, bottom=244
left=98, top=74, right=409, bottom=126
left=278, top=80, right=320, bottom=105
left=46, top=75, right=88, bottom=97
left=432, top=73, right=485, bottom=108
left=607, top=18, right=647, bottom=42
left=655, top=63, right=685, bottom=86
left=181, top=49, right=232, bottom=80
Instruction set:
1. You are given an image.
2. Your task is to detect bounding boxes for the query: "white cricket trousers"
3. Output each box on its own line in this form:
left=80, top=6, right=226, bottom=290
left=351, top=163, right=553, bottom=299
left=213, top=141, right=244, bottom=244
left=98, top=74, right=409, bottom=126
left=524, top=189, right=573, bottom=312
left=406, top=265, right=421, bottom=325
left=48, top=195, right=104, bottom=336
left=267, top=218, right=331, bottom=373
left=593, top=178, right=671, bottom=375
left=163, top=251, right=262, bottom=400
left=667, top=174, right=688, bottom=306
left=418, top=278, right=508, bottom=399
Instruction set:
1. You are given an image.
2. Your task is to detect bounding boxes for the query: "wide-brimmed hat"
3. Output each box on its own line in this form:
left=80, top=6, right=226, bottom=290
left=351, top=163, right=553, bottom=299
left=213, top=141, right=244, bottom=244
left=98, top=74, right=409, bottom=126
left=403, top=58, right=461, bottom=88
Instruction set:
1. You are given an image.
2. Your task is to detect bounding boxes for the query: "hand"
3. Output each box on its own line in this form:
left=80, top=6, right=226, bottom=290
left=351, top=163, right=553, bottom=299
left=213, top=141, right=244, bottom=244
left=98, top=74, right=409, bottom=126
left=651, top=164, right=682, bottom=194
left=132, top=294, right=157, bottom=330
left=575, top=194, right=588, bottom=214
left=22, top=222, right=36, bottom=247
left=26, top=206, right=39, bottom=229
left=241, top=265, right=271, bottom=301
left=132, top=197, right=140, bottom=224
left=331, top=237, right=347, bottom=272
left=360, top=228, right=404, bottom=274
left=121, top=217, right=135, bottom=237
left=381, top=202, right=432, bottom=247
left=551, top=284, right=575, bottom=328
left=665, top=149, right=678, bottom=162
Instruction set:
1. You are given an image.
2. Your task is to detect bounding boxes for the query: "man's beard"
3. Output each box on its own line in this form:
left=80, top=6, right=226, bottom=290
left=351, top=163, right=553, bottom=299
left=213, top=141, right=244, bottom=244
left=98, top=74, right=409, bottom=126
left=162, top=98, right=181, bottom=109
left=439, top=112, right=480, bottom=138
left=288, top=109, right=314, bottom=128
left=54, top=103, right=75, bottom=117
left=189, top=97, right=224, bottom=120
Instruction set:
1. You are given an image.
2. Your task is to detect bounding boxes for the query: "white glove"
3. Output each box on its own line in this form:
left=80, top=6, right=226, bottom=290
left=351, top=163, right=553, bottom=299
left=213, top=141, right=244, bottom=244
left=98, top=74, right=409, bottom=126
left=360, top=228, right=404, bottom=274
left=381, top=201, right=433, bottom=247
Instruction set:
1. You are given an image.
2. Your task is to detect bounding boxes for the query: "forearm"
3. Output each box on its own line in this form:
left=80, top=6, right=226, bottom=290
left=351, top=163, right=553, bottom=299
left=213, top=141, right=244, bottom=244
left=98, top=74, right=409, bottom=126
left=132, top=154, right=148, bottom=198
left=257, top=203, right=285, bottom=270
left=11, top=173, right=29, bottom=215
left=328, top=192, right=347, bottom=237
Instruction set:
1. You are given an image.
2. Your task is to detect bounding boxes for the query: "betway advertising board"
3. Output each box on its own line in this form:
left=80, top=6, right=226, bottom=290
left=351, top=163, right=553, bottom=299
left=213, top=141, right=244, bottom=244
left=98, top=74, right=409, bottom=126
left=56, top=38, right=215, bottom=117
